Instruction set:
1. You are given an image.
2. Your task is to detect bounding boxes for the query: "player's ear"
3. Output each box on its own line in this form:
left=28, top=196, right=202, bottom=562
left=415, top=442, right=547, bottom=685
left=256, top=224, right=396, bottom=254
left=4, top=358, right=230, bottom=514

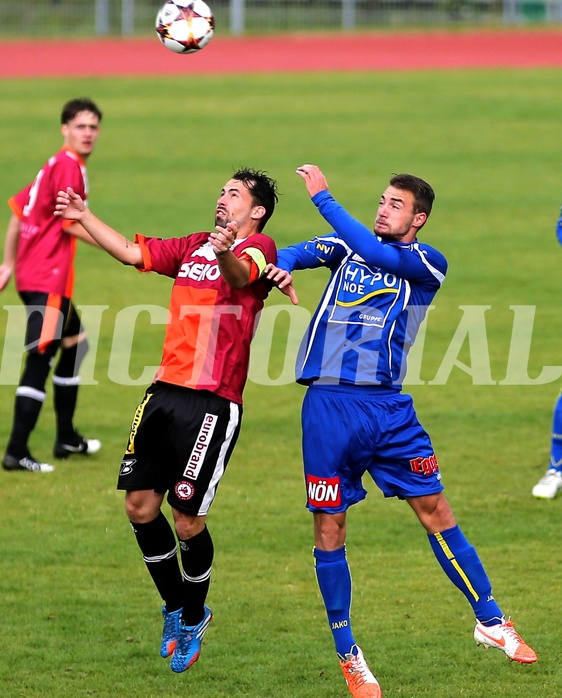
left=252, top=205, right=266, bottom=222
left=413, top=212, right=427, bottom=228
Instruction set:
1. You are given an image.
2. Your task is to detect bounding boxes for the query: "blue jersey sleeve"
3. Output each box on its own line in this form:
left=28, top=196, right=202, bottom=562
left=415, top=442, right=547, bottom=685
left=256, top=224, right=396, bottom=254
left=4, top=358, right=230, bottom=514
left=557, top=207, right=562, bottom=247
left=277, top=234, right=347, bottom=273
left=311, top=190, right=447, bottom=283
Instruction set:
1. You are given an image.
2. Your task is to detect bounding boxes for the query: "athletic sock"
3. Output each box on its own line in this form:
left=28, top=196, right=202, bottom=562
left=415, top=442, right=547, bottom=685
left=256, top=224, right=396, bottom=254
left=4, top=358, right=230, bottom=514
left=428, top=524, right=503, bottom=626
left=52, top=340, right=89, bottom=441
left=550, top=392, right=562, bottom=470
left=6, top=391, right=44, bottom=457
left=178, top=525, right=214, bottom=626
left=131, top=512, right=183, bottom=612
left=314, top=546, right=356, bottom=656
left=53, top=379, right=79, bottom=442
left=7, top=351, right=51, bottom=457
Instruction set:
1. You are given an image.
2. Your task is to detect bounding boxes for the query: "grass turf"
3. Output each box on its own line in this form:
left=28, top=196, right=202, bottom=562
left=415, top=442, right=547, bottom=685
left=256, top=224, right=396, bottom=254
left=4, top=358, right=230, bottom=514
left=0, top=68, right=561, bottom=697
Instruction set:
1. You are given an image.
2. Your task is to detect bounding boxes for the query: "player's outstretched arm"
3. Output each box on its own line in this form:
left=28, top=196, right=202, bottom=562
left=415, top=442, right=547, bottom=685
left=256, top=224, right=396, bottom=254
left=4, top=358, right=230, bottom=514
left=55, top=187, right=142, bottom=267
left=296, top=165, right=410, bottom=275
left=63, top=221, right=102, bottom=248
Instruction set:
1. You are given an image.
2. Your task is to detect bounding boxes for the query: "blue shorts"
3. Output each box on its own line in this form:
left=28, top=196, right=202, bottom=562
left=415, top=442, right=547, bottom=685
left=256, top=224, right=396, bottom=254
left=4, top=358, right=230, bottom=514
left=302, top=384, right=444, bottom=513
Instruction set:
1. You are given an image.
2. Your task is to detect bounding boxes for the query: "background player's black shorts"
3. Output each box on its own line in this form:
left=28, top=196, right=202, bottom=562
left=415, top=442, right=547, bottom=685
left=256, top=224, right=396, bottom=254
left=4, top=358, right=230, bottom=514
left=117, top=381, right=243, bottom=516
left=19, top=291, right=83, bottom=358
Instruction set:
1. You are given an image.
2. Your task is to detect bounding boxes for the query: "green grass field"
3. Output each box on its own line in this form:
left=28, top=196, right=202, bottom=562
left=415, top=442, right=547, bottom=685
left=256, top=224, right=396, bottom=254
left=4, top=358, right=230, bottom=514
left=1, top=68, right=561, bottom=697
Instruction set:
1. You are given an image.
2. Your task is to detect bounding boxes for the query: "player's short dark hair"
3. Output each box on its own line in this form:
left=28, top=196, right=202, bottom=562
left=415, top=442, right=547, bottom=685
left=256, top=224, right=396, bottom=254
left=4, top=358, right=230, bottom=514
left=232, top=168, right=279, bottom=232
left=61, top=98, right=103, bottom=125
left=390, top=173, right=435, bottom=218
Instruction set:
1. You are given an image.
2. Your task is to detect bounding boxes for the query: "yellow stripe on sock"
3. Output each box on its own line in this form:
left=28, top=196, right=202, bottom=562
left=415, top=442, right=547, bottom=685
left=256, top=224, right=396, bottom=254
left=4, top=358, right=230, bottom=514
left=434, top=532, right=480, bottom=602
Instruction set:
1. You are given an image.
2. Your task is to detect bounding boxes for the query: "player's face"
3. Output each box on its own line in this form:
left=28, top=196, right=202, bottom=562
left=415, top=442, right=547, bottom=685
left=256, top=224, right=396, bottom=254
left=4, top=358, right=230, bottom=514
left=374, top=186, right=426, bottom=242
left=61, top=111, right=101, bottom=160
left=215, top=179, right=263, bottom=235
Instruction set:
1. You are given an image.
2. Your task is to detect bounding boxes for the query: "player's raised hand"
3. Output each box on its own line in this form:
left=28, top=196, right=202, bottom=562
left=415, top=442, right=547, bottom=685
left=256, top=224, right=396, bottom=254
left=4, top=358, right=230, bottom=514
left=265, top=263, right=298, bottom=305
left=54, top=187, right=86, bottom=221
left=210, top=221, right=237, bottom=255
left=296, top=164, right=329, bottom=198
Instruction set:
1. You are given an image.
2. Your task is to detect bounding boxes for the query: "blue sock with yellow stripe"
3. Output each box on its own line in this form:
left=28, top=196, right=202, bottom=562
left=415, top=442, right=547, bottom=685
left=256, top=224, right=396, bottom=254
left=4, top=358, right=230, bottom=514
left=428, top=525, right=503, bottom=626
left=314, top=546, right=356, bottom=656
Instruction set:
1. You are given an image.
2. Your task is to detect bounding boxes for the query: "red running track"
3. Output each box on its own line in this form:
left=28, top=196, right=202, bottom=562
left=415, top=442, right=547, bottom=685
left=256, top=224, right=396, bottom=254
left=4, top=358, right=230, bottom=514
left=1, top=30, right=562, bottom=77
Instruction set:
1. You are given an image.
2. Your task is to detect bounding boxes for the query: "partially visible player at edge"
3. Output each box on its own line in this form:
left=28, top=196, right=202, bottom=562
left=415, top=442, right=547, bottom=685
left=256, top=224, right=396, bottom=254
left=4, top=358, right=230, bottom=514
left=0, top=97, right=103, bottom=474
left=532, top=207, right=562, bottom=499
left=266, top=164, right=537, bottom=698
left=54, top=169, right=278, bottom=673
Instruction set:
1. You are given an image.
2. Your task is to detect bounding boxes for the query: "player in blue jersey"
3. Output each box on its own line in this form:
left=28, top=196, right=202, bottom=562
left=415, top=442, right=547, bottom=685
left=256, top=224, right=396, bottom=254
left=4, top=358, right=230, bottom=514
left=266, top=164, right=537, bottom=698
left=531, top=208, right=562, bottom=499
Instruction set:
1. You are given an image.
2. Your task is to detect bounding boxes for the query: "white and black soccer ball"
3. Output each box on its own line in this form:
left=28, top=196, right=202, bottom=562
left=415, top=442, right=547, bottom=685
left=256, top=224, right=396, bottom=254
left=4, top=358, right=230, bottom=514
left=155, top=0, right=214, bottom=54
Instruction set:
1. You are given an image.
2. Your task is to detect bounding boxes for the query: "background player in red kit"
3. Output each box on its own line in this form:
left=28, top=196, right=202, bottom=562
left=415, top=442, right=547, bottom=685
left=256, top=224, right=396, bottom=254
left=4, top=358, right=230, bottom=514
left=54, top=168, right=278, bottom=673
left=0, top=97, right=103, bottom=473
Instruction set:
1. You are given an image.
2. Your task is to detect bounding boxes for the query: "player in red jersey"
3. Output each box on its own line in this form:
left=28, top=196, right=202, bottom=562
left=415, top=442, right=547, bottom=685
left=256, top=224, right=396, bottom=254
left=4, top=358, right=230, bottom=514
left=54, top=168, right=278, bottom=672
left=0, top=98, right=103, bottom=473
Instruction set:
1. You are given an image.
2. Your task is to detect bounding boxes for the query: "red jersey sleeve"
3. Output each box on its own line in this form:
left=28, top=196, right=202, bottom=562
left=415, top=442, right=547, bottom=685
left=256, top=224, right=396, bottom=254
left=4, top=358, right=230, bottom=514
left=8, top=186, right=31, bottom=219
left=134, top=234, right=201, bottom=278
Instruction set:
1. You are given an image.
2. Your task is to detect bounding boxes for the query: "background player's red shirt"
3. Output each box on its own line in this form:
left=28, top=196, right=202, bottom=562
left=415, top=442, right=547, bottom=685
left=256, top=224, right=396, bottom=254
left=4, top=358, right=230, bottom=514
left=8, top=146, right=88, bottom=297
left=137, top=232, right=277, bottom=404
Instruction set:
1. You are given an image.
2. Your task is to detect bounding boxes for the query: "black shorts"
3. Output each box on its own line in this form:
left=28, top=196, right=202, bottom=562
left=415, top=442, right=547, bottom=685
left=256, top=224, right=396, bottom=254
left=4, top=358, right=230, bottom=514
left=19, top=291, right=83, bottom=358
left=117, top=381, right=243, bottom=516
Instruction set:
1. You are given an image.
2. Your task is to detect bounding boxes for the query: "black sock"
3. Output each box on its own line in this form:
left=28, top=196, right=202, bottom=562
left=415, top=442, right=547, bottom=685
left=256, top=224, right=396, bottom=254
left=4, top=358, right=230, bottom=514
left=178, top=525, right=214, bottom=626
left=53, top=383, right=79, bottom=442
left=131, top=512, right=183, bottom=612
left=7, top=394, right=43, bottom=457
left=53, top=339, right=89, bottom=441
left=8, top=351, right=51, bottom=456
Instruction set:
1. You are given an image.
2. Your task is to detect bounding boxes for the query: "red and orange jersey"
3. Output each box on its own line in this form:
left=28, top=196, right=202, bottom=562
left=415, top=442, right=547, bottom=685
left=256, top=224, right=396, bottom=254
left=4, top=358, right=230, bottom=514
left=8, top=146, right=88, bottom=298
left=137, top=231, right=277, bottom=404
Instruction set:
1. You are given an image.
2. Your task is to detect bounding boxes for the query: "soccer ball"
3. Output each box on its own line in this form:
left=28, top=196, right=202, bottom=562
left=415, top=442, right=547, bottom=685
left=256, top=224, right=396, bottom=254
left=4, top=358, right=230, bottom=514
left=155, top=0, right=214, bottom=54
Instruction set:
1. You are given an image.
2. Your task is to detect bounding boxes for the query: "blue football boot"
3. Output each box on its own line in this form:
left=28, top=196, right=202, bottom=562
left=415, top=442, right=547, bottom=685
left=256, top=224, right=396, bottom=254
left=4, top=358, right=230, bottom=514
left=170, top=605, right=213, bottom=673
left=160, top=606, right=182, bottom=658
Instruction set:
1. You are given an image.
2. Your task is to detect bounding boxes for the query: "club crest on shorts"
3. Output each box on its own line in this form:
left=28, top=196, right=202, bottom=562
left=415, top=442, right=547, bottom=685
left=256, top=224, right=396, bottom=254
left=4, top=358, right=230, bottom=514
left=175, top=481, right=195, bottom=500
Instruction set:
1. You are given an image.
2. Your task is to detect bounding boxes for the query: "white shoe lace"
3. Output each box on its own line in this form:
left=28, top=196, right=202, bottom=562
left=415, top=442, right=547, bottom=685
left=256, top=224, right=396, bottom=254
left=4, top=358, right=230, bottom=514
left=341, top=651, right=376, bottom=688
left=349, top=657, right=370, bottom=686
left=500, top=620, right=523, bottom=643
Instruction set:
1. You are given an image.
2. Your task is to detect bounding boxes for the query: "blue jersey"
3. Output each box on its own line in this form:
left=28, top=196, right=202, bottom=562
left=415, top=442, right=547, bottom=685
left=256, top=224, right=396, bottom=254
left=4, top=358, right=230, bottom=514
left=277, top=190, right=448, bottom=390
